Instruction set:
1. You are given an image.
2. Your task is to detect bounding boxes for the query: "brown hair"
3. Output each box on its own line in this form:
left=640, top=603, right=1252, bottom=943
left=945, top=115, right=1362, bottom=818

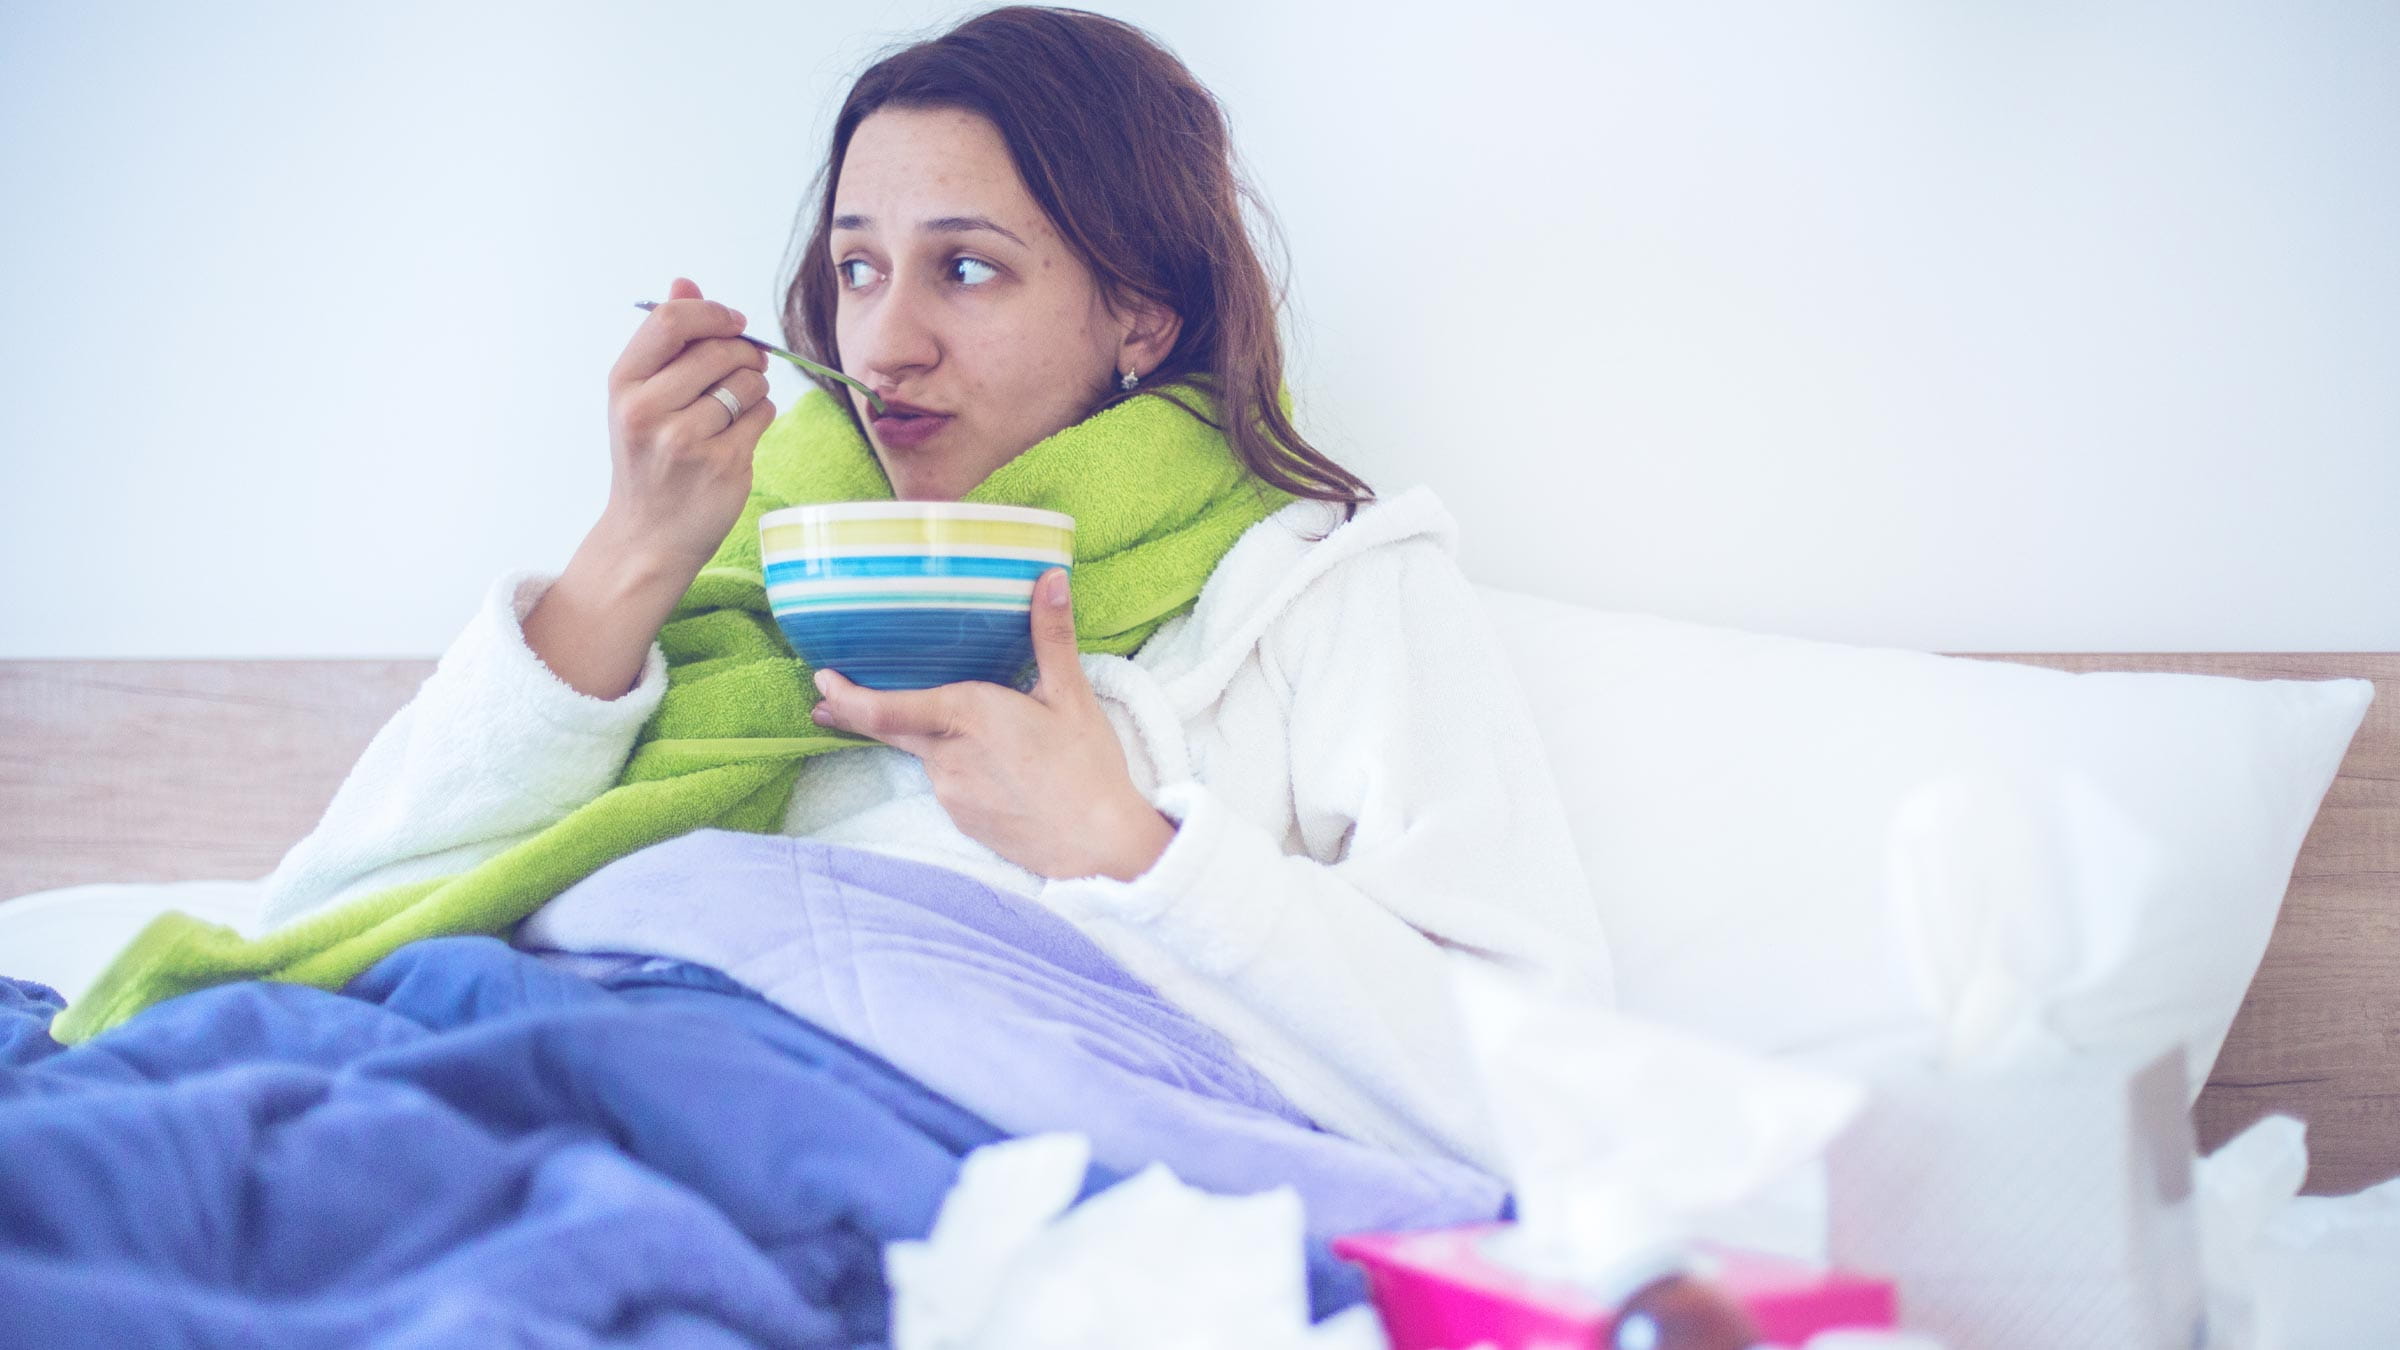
left=778, top=4, right=1371, bottom=520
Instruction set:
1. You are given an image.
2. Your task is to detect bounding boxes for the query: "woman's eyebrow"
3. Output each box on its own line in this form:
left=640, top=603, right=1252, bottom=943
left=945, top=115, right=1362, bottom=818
left=830, top=213, right=1027, bottom=248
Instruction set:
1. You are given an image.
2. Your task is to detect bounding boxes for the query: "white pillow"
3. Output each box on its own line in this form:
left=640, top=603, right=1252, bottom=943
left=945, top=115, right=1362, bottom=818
left=1476, top=586, right=2374, bottom=1100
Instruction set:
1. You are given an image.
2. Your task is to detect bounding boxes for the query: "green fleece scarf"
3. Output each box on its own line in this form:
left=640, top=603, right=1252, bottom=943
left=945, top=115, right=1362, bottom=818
left=53, top=380, right=1293, bottom=1044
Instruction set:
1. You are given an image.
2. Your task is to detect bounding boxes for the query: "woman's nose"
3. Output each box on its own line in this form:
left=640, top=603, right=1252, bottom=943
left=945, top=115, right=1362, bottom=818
left=848, top=272, right=941, bottom=385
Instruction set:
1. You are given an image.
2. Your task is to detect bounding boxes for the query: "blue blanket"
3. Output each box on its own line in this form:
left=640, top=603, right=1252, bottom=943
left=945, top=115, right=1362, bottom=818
left=518, top=831, right=1509, bottom=1238
left=0, top=937, right=1370, bottom=1347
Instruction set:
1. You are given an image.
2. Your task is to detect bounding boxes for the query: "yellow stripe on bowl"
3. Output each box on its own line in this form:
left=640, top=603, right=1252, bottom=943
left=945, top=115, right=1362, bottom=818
left=759, top=518, right=1073, bottom=556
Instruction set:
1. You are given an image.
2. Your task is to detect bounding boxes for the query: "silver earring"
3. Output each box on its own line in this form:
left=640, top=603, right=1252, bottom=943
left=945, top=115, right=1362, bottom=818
left=1119, top=368, right=1140, bottom=391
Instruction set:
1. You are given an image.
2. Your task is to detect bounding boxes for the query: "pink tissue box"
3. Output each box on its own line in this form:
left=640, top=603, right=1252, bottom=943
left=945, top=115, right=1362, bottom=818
left=1333, top=1222, right=1896, bottom=1349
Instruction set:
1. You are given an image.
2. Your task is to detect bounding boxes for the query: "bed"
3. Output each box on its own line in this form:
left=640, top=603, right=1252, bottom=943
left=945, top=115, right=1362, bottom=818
left=3, top=632, right=2395, bottom=1346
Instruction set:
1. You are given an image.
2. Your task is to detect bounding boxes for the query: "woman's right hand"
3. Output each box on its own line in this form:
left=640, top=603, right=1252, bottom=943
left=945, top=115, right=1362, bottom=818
left=601, top=276, right=776, bottom=576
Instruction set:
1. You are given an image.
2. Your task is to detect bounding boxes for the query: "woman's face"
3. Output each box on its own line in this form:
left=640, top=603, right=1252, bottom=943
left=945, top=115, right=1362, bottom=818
left=830, top=106, right=1179, bottom=501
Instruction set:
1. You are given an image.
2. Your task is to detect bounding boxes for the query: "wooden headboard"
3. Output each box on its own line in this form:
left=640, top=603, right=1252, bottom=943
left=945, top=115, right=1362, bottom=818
left=3, top=653, right=2394, bottom=1193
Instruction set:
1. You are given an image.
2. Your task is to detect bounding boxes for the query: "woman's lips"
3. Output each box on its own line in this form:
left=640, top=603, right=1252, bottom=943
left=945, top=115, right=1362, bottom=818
left=870, top=410, right=952, bottom=450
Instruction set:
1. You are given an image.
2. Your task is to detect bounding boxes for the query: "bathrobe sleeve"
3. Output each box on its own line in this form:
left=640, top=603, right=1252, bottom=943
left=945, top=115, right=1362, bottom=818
left=254, top=569, right=670, bottom=931
left=1037, top=536, right=1615, bottom=1171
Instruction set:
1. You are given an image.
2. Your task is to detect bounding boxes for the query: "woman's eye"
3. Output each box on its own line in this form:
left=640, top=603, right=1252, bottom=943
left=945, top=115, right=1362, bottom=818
left=837, top=259, right=874, bottom=289
left=951, top=257, right=998, bottom=286
left=835, top=256, right=996, bottom=290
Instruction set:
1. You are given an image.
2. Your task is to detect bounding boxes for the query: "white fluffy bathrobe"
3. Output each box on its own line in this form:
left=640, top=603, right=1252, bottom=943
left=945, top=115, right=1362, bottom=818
left=257, top=484, right=1614, bottom=1173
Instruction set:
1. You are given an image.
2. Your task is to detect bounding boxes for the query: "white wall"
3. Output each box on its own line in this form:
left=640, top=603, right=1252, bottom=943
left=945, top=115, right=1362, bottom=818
left=3, top=0, right=2393, bottom=657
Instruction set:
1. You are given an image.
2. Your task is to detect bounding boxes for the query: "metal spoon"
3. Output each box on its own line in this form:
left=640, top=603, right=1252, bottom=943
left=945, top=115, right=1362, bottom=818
left=633, top=301, right=886, bottom=416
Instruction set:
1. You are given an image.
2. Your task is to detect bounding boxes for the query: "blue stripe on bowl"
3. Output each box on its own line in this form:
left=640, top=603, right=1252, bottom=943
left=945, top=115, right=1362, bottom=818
left=764, top=555, right=1061, bottom=584
left=773, top=607, right=1038, bottom=691
left=773, top=591, right=1032, bottom=610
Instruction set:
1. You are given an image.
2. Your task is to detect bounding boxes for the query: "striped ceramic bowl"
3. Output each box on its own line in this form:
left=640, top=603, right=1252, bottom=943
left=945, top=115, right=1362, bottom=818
left=758, top=502, right=1076, bottom=691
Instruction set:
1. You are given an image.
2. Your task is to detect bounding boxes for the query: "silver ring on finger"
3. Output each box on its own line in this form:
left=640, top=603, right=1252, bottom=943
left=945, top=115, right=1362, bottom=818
left=709, top=384, right=743, bottom=425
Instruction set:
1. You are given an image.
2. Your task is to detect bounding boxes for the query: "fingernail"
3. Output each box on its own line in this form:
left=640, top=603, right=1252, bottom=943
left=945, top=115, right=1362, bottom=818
left=1047, top=571, right=1070, bottom=608
left=813, top=669, right=833, bottom=695
left=731, top=309, right=747, bottom=328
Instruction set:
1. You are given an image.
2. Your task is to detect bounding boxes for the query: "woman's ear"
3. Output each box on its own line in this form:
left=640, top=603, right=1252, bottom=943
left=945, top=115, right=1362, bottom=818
left=1114, top=291, right=1183, bottom=374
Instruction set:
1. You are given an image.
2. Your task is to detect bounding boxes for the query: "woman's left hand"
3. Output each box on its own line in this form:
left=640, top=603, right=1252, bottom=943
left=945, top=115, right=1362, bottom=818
left=809, top=568, right=1177, bottom=882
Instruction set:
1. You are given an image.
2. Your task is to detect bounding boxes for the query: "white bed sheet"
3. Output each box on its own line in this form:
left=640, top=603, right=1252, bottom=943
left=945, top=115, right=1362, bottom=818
left=1, top=881, right=2394, bottom=1349
left=0, top=878, right=270, bottom=1006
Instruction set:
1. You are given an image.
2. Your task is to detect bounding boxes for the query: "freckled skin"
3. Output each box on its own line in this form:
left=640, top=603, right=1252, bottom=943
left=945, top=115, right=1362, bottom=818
left=832, top=107, right=1181, bottom=501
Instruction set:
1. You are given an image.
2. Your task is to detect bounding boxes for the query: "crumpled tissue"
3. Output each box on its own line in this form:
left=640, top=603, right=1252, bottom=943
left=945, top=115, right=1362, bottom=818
left=1446, top=953, right=1867, bottom=1292
left=884, top=1132, right=1385, bottom=1350
left=2194, top=1113, right=2307, bottom=1350
left=2249, top=1158, right=2400, bottom=1349
left=1826, top=766, right=2205, bottom=1350
left=1880, top=766, right=2153, bottom=1074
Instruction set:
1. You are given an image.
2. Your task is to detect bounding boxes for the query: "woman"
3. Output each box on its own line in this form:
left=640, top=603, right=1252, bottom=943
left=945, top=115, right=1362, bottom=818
left=256, top=5, right=1610, bottom=1226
